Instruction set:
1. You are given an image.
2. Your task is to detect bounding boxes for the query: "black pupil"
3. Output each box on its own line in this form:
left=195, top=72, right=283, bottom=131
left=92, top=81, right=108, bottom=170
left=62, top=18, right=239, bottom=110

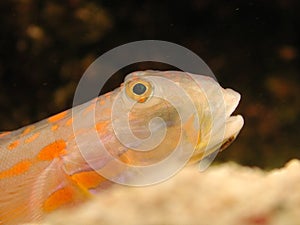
left=132, top=83, right=146, bottom=95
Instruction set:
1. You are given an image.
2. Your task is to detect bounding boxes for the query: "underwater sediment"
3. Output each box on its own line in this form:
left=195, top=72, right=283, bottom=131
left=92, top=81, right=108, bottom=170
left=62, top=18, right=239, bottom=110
left=28, top=160, right=300, bottom=225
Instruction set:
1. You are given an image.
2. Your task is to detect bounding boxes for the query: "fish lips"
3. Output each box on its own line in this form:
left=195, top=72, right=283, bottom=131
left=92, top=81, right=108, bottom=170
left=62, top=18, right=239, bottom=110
left=220, top=88, right=244, bottom=151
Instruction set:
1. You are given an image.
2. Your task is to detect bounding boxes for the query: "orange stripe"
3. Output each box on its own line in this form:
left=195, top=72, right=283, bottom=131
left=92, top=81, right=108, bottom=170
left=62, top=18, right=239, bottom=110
left=24, top=132, right=40, bottom=144
left=43, top=187, right=74, bottom=212
left=103, top=93, right=111, bottom=99
left=37, top=140, right=67, bottom=161
left=21, top=126, right=34, bottom=136
left=99, top=99, right=105, bottom=105
left=95, top=121, right=109, bottom=133
left=82, top=104, right=95, bottom=116
left=0, top=160, right=32, bottom=179
left=82, top=98, right=98, bottom=116
left=71, top=171, right=106, bottom=190
left=51, top=124, right=59, bottom=131
left=65, top=118, right=73, bottom=126
left=7, top=140, right=19, bottom=150
left=48, top=111, right=67, bottom=123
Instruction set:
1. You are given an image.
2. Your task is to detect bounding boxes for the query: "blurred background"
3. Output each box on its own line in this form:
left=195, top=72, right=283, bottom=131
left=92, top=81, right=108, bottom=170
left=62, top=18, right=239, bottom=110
left=0, top=0, right=299, bottom=169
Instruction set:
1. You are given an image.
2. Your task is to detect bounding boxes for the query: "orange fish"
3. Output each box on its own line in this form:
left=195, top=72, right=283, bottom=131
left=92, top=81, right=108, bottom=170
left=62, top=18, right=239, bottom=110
left=0, top=71, right=244, bottom=224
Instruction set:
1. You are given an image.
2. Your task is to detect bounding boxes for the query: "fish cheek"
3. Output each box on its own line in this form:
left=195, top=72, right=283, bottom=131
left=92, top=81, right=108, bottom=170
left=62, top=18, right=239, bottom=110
left=128, top=99, right=178, bottom=139
left=121, top=103, right=181, bottom=166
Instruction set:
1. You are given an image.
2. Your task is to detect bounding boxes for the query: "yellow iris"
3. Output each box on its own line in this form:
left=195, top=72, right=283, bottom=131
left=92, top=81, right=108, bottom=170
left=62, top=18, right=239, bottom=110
left=125, top=79, right=153, bottom=103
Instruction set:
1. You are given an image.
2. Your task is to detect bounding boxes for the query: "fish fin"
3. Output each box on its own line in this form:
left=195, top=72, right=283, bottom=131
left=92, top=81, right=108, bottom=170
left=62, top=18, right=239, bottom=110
left=0, top=159, right=87, bottom=224
left=30, top=159, right=90, bottom=215
left=0, top=161, right=49, bottom=224
left=198, top=150, right=219, bottom=172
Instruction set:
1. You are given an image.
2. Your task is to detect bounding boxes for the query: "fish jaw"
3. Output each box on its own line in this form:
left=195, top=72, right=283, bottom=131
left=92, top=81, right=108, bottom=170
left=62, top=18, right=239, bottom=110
left=186, top=74, right=244, bottom=164
left=219, top=87, right=244, bottom=150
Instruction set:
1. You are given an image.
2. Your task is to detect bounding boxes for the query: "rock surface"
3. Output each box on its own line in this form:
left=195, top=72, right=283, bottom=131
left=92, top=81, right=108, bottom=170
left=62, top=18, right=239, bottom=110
left=27, top=160, right=300, bottom=225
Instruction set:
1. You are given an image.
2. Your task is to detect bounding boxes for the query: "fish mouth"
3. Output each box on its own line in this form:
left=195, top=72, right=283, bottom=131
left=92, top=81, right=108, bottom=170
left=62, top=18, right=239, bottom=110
left=190, top=83, right=244, bottom=165
left=190, top=73, right=244, bottom=143
left=222, top=88, right=244, bottom=148
left=201, top=87, right=244, bottom=158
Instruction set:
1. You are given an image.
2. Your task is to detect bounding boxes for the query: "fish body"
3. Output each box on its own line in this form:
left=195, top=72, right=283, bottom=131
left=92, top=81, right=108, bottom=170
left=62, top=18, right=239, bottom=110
left=0, top=71, right=244, bottom=224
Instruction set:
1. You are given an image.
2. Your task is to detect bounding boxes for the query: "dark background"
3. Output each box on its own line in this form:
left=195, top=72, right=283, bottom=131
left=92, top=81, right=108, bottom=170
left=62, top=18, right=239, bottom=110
left=0, top=0, right=299, bottom=169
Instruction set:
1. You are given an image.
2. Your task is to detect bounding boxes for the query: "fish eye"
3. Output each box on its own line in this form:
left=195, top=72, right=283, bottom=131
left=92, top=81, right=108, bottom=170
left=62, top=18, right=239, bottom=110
left=132, top=83, right=147, bottom=95
left=125, top=79, right=152, bottom=103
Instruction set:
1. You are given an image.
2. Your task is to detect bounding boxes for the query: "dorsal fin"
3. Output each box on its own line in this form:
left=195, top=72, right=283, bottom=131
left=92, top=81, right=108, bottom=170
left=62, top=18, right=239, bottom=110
left=0, top=131, right=11, bottom=138
left=0, top=131, right=12, bottom=146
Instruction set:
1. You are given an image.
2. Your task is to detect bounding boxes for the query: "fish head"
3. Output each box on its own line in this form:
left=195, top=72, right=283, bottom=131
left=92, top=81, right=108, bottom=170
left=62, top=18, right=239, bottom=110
left=111, top=70, right=244, bottom=166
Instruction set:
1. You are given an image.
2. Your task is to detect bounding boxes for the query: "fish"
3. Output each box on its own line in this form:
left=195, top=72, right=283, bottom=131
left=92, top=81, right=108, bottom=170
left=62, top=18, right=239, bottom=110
left=0, top=70, right=244, bottom=224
